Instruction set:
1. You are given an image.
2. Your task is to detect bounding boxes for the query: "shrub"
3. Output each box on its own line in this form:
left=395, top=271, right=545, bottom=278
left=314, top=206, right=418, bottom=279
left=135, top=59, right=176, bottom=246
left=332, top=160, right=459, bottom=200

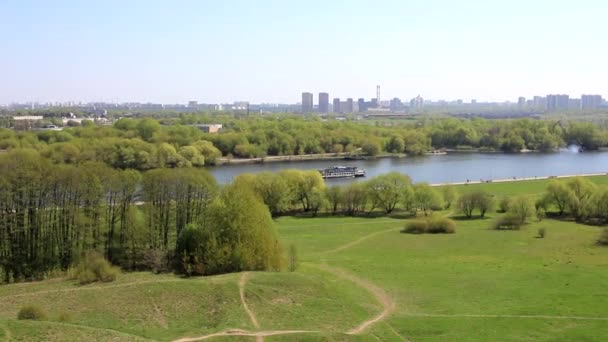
left=143, top=249, right=169, bottom=274
left=598, top=228, right=608, bottom=246
left=507, top=196, right=535, bottom=225
left=58, top=312, right=72, bottom=322
left=73, top=252, right=119, bottom=285
left=17, top=305, right=47, bottom=320
left=493, top=214, right=522, bottom=230
left=402, top=218, right=456, bottom=234
left=499, top=197, right=511, bottom=213
left=401, top=220, right=428, bottom=234
left=537, top=228, right=546, bottom=238
left=426, top=217, right=456, bottom=234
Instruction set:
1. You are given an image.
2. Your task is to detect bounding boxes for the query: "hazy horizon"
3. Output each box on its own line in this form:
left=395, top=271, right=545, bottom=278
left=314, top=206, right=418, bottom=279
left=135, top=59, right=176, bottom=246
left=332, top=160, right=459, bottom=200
left=1, top=0, right=606, bottom=105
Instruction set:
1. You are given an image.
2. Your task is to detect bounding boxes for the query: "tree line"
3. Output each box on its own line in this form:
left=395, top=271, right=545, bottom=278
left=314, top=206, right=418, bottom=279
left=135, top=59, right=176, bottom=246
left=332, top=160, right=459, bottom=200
left=2, top=115, right=608, bottom=171
left=3, top=146, right=608, bottom=283
left=0, top=149, right=281, bottom=283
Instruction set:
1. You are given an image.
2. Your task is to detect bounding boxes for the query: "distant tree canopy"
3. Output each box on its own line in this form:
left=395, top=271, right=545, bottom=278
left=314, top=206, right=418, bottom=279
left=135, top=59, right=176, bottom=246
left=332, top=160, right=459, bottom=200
left=1, top=115, right=606, bottom=171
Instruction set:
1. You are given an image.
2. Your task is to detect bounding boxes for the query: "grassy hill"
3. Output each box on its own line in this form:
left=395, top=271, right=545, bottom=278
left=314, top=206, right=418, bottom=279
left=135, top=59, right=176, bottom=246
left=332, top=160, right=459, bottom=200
left=1, top=177, right=608, bottom=341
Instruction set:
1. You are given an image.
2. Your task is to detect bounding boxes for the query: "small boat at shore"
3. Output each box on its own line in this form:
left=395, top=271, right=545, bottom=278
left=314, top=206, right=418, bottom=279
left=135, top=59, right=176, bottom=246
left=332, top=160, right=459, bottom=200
left=318, top=166, right=366, bottom=179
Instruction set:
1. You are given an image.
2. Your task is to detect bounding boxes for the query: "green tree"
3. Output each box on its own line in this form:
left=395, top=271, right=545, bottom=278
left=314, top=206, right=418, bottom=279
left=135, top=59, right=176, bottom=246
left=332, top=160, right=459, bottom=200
left=366, top=172, right=412, bottom=214
left=136, top=118, right=161, bottom=142
left=413, top=183, right=443, bottom=216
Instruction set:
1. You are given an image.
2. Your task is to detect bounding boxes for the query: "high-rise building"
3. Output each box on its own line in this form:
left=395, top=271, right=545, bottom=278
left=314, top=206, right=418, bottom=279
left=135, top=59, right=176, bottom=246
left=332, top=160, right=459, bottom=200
left=345, top=98, right=354, bottom=113
left=333, top=98, right=341, bottom=113
left=301, top=92, right=313, bottom=113
left=318, top=93, right=329, bottom=113
left=390, top=98, right=403, bottom=111
left=581, top=95, right=603, bottom=109
left=518, top=97, right=526, bottom=108
left=533, top=96, right=546, bottom=109
left=546, top=94, right=569, bottom=111
left=357, top=98, right=367, bottom=112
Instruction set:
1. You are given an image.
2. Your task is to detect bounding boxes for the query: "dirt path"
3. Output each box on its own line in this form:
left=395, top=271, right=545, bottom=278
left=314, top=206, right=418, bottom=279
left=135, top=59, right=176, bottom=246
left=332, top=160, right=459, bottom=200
left=171, top=329, right=315, bottom=342
left=320, top=227, right=400, bottom=255
left=405, top=313, right=608, bottom=321
left=315, top=226, right=399, bottom=335
left=238, top=272, right=263, bottom=342
left=1, top=323, right=11, bottom=341
left=315, top=263, right=396, bottom=335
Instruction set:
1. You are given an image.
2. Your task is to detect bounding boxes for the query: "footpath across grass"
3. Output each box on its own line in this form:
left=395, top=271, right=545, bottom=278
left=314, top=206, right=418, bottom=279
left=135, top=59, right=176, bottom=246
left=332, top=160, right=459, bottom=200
left=1, top=177, right=608, bottom=341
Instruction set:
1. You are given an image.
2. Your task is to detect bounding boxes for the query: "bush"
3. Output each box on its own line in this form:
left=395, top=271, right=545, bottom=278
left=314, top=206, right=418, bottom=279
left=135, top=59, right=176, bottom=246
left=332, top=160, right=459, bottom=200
left=508, top=196, right=535, bottom=225
left=58, top=312, right=72, bottom=322
left=499, top=197, right=511, bottom=213
left=426, top=217, right=456, bottom=234
left=17, top=305, right=47, bottom=320
left=143, top=249, right=169, bottom=274
left=401, top=220, right=428, bottom=234
left=537, top=228, right=546, bottom=238
left=73, top=252, right=119, bottom=285
left=493, top=214, right=522, bottom=230
left=598, top=228, right=608, bottom=246
left=402, top=217, right=456, bottom=234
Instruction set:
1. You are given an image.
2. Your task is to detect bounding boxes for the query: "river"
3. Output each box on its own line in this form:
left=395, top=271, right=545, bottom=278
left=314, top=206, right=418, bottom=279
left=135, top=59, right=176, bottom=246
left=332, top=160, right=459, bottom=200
left=207, top=150, right=608, bottom=185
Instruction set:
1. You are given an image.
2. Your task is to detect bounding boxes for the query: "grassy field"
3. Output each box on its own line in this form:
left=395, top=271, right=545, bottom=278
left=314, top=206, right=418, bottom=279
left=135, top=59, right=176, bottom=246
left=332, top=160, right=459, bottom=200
left=1, top=177, right=607, bottom=341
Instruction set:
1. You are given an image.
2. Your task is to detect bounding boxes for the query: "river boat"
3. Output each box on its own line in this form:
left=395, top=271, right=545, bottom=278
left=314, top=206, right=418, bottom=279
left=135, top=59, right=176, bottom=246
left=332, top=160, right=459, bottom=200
left=426, top=150, right=447, bottom=155
left=318, top=166, right=366, bottom=179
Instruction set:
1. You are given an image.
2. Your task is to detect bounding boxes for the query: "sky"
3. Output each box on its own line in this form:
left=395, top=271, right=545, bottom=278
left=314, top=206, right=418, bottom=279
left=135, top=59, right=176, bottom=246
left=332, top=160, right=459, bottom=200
left=0, top=0, right=606, bottom=104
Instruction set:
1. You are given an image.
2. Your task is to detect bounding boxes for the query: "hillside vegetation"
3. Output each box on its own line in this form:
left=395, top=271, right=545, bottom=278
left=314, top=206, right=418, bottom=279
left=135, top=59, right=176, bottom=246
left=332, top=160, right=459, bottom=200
left=1, top=177, right=607, bottom=341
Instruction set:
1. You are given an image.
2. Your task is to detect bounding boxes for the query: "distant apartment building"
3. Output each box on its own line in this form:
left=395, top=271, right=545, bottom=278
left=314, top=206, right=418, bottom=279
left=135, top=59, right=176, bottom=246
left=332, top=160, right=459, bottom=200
left=581, top=94, right=603, bottom=109
left=188, top=101, right=198, bottom=108
left=390, top=98, right=404, bottom=111
left=518, top=97, right=526, bottom=108
left=533, top=96, right=546, bottom=109
left=357, top=98, right=367, bottom=112
left=318, top=93, right=329, bottom=113
left=333, top=98, right=341, bottom=113
left=546, top=94, right=569, bottom=111
left=344, top=98, right=354, bottom=113
left=12, top=116, right=44, bottom=131
left=194, top=124, right=223, bottom=133
left=301, top=92, right=314, bottom=113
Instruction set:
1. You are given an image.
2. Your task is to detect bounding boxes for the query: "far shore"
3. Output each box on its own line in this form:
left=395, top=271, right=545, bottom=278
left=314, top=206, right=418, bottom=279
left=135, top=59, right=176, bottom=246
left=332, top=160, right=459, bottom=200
left=217, top=153, right=407, bottom=165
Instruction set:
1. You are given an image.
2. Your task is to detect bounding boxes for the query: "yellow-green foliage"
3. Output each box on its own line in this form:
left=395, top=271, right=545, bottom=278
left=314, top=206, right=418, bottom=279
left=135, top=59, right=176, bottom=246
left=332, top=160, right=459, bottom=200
left=175, top=184, right=284, bottom=276
left=17, top=305, right=47, bottom=320
left=402, top=217, right=456, bottom=234
left=73, top=252, right=119, bottom=285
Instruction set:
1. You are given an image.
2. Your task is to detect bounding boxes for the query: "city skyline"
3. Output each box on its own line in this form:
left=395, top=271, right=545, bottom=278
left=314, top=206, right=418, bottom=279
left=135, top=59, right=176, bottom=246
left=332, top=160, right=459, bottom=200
left=1, top=1, right=607, bottom=104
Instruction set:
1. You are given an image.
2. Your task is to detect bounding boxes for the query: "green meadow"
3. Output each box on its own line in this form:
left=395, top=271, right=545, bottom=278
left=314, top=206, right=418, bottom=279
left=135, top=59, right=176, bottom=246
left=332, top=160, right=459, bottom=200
left=1, top=176, right=607, bottom=341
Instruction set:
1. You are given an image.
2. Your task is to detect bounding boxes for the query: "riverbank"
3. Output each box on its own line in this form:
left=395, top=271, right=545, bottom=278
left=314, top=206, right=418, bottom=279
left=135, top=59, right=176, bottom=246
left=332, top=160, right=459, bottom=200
left=430, top=172, right=608, bottom=187
left=217, top=153, right=407, bottom=165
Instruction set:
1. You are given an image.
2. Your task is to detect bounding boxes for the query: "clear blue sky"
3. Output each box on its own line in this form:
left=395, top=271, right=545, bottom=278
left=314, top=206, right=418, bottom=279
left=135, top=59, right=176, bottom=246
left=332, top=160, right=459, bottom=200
left=1, top=0, right=606, bottom=104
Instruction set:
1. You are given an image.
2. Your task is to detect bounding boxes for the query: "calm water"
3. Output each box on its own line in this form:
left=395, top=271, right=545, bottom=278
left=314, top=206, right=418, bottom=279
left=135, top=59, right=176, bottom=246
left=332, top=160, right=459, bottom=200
left=207, top=151, right=608, bottom=185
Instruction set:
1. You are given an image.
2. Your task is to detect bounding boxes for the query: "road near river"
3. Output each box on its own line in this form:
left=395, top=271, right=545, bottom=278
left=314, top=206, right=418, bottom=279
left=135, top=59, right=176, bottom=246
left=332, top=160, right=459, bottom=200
left=207, top=150, right=608, bottom=185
